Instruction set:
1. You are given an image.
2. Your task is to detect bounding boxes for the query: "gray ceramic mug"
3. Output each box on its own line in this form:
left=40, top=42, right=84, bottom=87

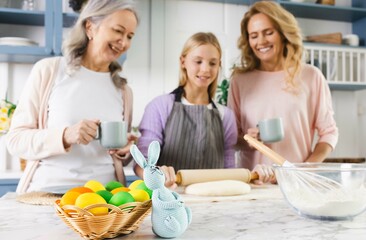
left=95, top=121, right=127, bottom=149
left=257, top=118, right=284, bottom=143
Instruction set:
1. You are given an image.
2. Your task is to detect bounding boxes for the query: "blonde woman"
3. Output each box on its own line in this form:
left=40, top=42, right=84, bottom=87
left=228, top=1, right=338, bottom=171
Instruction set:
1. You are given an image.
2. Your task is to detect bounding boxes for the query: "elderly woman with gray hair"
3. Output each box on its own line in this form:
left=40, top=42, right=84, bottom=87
left=6, top=0, right=139, bottom=193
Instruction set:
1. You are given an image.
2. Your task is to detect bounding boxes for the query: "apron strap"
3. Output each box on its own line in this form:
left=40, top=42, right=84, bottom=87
left=171, top=86, right=218, bottom=109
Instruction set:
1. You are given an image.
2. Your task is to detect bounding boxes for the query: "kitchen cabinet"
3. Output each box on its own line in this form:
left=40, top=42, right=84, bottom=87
left=53, top=0, right=78, bottom=55
left=0, top=1, right=54, bottom=63
left=197, top=0, right=366, bottom=90
left=199, top=0, right=366, bottom=30
left=0, top=0, right=125, bottom=63
left=0, top=0, right=79, bottom=62
left=276, top=0, right=366, bottom=47
left=277, top=0, right=366, bottom=90
left=0, top=179, right=19, bottom=197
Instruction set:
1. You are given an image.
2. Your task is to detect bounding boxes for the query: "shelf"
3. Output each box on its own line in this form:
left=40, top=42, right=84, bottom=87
left=0, top=1, right=53, bottom=63
left=191, top=0, right=251, bottom=4
left=329, top=82, right=366, bottom=91
left=63, top=12, right=78, bottom=28
left=304, top=42, right=366, bottom=91
left=0, top=45, right=52, bottom=63
left=195, top=0, right=366, bottom=22
left=278, top=1, right=366, bottom=22
left=303, top=41, right=366, bottom=49
left=0, top=7, right=45, bottom=26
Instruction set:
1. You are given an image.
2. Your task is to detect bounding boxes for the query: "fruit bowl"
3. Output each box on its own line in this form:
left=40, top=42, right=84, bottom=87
left=274, top=163, right=366, bottom=221
left=54, top=199, right=152, bottom=240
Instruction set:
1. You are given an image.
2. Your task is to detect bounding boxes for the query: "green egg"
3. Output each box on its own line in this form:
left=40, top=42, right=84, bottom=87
left=96, top=190, right=114, bottom=203
left=105, top=180, right=124, bottom=191
left=109, top=191, right=135, bottom=207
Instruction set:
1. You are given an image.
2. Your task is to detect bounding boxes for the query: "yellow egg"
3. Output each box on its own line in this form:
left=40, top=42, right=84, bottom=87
left=128, top=179, right=144, bottom=190
left=75, top=193, right=108, bottom=216
left=111, top=187, right=130, bottom=195
left=128, top=189, right=150, bottom=202
left=84, top=180, right=106, bottom=192
left=135, top=181, right=153, bottom=198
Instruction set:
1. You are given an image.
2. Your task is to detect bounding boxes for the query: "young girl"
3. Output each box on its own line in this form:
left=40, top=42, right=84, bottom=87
left=135, top=32, right=275, bottom=188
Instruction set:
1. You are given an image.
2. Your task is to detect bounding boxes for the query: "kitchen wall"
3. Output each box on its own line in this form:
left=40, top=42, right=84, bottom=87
left=1, top=0, right=365, bottom=171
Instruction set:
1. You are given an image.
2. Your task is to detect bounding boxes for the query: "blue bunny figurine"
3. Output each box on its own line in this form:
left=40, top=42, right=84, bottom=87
left=130, top=141, right=192, bottom=238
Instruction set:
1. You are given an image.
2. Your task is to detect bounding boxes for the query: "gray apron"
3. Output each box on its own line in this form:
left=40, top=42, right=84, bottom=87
left=158, top=87, right=225, bottom=170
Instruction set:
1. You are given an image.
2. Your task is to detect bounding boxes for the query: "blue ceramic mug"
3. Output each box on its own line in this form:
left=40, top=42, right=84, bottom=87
left=95, top=121, right=127, bottom=149
left=258, top=118, right=284, bottom=143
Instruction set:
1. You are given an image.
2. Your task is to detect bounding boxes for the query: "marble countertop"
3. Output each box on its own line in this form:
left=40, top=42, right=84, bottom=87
left=0, top=185, right=365, bottom=240
left=0, top=164, right=136, bottom=180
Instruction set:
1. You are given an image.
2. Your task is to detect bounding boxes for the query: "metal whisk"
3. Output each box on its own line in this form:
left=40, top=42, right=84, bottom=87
left=243, top=134, right=344, bottom=193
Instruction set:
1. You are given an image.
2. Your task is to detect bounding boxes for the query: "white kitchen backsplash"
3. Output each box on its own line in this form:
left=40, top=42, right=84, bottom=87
left=0, top=0, right=365, bottom=174
left=356, top=89, right=366, bottom=157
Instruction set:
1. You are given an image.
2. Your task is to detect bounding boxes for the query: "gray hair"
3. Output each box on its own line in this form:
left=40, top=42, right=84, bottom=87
left=62, top=0, right=139, bottom=88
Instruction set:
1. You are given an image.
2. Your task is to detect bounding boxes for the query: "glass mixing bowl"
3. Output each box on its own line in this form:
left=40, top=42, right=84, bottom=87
left=274, top=163, right=366, bottom=221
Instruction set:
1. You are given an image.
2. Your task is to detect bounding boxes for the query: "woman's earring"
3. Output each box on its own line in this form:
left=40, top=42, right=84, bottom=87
left=88, top=36, right=93, bottom=40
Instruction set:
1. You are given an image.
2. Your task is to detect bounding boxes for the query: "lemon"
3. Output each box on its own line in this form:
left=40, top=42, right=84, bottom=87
left=75, top=192, right=108, bottom=216
left=136, top=181, right=153, bottom=198
left=84, top=180, right=106, bottom=192
left=105, top=181, right=123, bottom=191
left=60, top=191, right=81, bottom=206
left=128, top=179, right=143, bottom=190
left=96, top=190, right=114, bottom=203
left=128, top=189, right=150, bottom=202
left=109, top=192, right=135, bottom=206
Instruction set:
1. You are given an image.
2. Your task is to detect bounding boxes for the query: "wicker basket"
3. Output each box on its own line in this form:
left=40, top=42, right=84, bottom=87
left=54, top=199, right=152, bottom=240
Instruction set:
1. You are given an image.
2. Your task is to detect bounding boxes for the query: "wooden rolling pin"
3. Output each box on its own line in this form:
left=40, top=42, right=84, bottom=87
left=243, top=134, right=291, bottom=166
left=175, top=168, right=259, bottom=186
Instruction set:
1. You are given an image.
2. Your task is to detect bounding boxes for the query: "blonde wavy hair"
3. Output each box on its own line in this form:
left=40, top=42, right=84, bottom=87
left=179, top=32, right=222, bottom=99
left=62, top=0, right=139, bottom=88
left=233, top=1, right=303, bottom=92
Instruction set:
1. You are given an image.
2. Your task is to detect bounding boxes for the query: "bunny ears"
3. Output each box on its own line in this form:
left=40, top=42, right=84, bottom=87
left=130, top=141, right=161, bottom=169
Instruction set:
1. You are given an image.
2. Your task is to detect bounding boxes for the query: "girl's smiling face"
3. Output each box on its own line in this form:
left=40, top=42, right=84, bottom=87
left=247, top=13, right=285, bottom=70
left=181, top=44, right=221, bottom=91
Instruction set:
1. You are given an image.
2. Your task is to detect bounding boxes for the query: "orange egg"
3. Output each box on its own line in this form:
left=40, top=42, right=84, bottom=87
left=67, top=186, right=93, bottom=194
left=60, top=191, right=81, bottom=206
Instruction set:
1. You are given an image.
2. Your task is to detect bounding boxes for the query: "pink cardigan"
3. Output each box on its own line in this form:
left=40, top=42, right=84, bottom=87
left=6, top=57, right=133, bottom=193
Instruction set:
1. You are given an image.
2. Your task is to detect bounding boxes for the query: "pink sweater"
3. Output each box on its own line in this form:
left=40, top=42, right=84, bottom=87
left=228, top=64, right=338, bottom=170
left=6, top=57, right=133, bottom=193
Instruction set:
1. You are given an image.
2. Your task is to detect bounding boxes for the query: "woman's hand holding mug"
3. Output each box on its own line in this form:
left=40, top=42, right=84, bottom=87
left=63, top=119, right=100, bottom=148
